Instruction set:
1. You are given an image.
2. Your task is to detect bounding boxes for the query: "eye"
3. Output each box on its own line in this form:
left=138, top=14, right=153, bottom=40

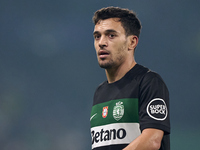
left=108, top=34, right=116, bottom=39
left=94, top=34, right=101, bottom=40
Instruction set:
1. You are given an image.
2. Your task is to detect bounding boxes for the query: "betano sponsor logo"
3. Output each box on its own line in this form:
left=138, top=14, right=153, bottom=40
left=91, top=123, right=141, bottom=149
left=91, top=128, right=126, bottom=144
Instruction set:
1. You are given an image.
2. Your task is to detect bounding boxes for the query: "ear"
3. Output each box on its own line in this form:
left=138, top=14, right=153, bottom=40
left=128, top=35, right=138, bottom=51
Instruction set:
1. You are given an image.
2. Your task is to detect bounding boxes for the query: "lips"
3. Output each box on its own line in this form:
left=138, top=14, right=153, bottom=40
left=98, top=50, right=110, bottom=59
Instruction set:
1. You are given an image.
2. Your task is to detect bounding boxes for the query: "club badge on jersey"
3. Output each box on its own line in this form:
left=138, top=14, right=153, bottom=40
left=113, top=101, right=124, bottom=121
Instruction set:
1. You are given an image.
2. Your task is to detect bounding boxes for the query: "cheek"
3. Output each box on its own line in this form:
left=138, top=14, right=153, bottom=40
left=94, top=40, right=99, bottom=47
left=115, top=42, right=125, bottom=51
left=94, top=43, right=98, bottom=52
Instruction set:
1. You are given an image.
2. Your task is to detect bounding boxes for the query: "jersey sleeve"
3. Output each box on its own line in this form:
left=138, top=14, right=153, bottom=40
left=139, top=71, right=170, bottom=134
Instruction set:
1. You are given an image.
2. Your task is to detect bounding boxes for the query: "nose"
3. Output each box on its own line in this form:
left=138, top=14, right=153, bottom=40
left=98, top=36, right=108, bottom=49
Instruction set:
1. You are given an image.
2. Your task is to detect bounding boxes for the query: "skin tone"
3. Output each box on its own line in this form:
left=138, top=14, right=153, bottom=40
left=123, top=128, right=164, bottom=150
left=93, top=18, right=164, bottom=150
left=93, top=18, right=137, bottom=83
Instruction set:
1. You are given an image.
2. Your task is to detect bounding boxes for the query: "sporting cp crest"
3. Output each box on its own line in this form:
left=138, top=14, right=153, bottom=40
left=102, top=106, right=108, bottom=118
left=113, top=101, right=124, bottom=121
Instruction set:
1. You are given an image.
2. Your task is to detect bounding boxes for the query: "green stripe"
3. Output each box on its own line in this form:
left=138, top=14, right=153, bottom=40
left=91, top=98, right=139, bottom=128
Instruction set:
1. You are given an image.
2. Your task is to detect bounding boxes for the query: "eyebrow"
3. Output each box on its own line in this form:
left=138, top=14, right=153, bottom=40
left=93, top=29, right=118, bottom=35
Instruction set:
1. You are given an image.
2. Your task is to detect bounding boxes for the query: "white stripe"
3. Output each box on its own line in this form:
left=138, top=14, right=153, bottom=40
left=90, top=113, right=97, bottom=121
left=91, top=123, right=141, bottom=149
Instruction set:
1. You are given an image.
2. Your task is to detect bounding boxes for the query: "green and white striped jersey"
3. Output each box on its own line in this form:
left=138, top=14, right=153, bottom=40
left=90, top=64, right=170, bottom=150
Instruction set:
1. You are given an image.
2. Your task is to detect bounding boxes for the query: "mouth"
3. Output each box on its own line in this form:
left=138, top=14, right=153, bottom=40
left=98, top=50, right=110, bottom=59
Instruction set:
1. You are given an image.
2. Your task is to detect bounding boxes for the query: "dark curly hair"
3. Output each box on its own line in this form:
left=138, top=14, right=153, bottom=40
left=92, top=6, right=142, bottom=38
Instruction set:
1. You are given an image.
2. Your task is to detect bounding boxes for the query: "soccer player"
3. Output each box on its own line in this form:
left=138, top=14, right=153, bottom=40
left=90, top=7, right=170, bottom=150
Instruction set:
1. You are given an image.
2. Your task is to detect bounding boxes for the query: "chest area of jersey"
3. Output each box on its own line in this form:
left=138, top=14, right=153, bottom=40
left=91, top=98, right=139, bottom=128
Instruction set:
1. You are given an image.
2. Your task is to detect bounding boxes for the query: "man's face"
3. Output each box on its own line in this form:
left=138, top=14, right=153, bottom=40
left=93, top=18, right=129, bottom=69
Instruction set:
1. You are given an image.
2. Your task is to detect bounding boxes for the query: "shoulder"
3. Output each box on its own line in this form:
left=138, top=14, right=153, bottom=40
left=136, top=64, right=161, bottom=78
left=141, top=70, right=165, bottom=85
left=95, top=80, right=108, bottom=91
left=93, top=80, right=108, bottom=99
left=135, top=65, right=168, bottom=91
left=130, top=64, right=160, bottom=83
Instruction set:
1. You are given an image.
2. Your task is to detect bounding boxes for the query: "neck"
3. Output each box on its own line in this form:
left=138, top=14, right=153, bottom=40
left=105, top=60, right=136, bottom=83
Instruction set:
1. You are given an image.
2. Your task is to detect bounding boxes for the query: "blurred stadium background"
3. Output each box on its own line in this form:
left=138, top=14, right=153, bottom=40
left=0, top=0, right=200, bottom=149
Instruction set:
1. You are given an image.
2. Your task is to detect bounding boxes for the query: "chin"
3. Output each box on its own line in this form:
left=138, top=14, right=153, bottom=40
left=99, top=63, right=112, bottom=69
left=98, top=59, right=115, bottom=69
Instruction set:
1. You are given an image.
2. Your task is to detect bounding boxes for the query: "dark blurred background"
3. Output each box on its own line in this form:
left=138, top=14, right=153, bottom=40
left=0, top=0, right=199, bottom=149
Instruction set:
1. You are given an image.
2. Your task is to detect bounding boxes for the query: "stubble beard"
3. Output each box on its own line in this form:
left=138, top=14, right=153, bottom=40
left=98, top=59, right=114, bottom=69
left=98, top=50, right=125, bottom=69
left=98, top=39, right=128, bottom=69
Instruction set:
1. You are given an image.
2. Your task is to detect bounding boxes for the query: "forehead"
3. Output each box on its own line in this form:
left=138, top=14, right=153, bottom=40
left=94, top=18, right=125, bottom=34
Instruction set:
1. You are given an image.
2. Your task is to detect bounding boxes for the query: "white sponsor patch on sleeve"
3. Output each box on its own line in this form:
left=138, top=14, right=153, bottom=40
left=146, top=98, right=168, bottom=121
